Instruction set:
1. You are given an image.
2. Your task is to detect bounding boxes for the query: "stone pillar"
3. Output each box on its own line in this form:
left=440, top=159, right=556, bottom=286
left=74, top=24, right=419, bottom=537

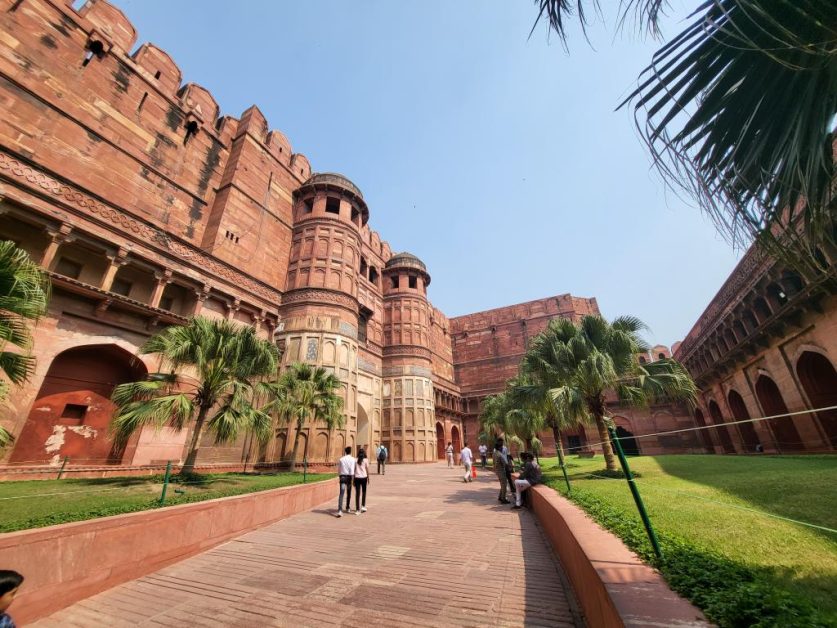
left=191, top=285, right=211, bottom=317
left=40, top=224, right=73, bottom=269
left=100, top=248, right=129, bottom=292
left=226, top=298, right=241, bottom=320
left=149, top=270, right=173, bottom=309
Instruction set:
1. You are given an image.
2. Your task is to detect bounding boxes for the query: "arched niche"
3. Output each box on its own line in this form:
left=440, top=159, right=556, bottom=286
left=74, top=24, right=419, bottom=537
left=755, top=375, right=804, bottom=451
left=10, top=344, right=147, bottom=464
left=708, top=400, right=736, bottom=453
left=796, top=351, right=837, bottom=448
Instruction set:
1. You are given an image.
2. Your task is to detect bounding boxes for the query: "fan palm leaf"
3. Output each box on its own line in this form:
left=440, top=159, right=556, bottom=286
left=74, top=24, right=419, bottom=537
left=111, top=317, right=280, bottom=473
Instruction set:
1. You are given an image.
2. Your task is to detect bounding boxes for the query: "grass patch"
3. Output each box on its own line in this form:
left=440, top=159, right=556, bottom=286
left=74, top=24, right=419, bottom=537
left=541, top=454, right=837, bottom=627
left=0, top=471, right=333, bottom=533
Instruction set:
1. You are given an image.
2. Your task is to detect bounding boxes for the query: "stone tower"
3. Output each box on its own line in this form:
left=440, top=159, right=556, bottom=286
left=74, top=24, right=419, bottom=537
left=275, top=173, right=369, bottom=462
left=381, top=253, right=437, bottom=462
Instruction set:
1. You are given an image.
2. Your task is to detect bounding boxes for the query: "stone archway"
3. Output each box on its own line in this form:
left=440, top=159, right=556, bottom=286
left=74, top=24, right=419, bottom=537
left=727, top=390, right=761, bottom=452
left=451, top=425, right=461, bottom=452
left=708, top=400, right=736, bottom=453
left=356, top=404, right=370, bottom=453
left=796, top=351, right=837, bottom=448
left=10, top=344, right=147, bottom=464
left=693, top=408, right=715, bottom=453
left=755, top=375, right=803, bottom=451
left=436, top=422, right=445, bottom=459
left=612, top=417, right=640, bottom=456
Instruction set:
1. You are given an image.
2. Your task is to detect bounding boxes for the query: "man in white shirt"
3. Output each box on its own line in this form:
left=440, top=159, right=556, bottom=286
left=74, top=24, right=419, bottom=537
left=336, top=446, right=356, bottom=518
left=478, top=443, right=488, bottom=468
left=460, top=443, right=474, bottom=483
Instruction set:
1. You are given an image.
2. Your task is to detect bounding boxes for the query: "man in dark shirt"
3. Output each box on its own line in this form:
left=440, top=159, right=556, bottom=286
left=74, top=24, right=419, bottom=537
left=512, top=452, right=542, bottom=509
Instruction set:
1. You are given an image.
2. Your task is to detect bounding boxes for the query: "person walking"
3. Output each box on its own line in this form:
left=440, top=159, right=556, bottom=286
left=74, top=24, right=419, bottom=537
left=336, top=446, right=356, bottom=518
left=478, top=443, right=488, bottom=468
left=446, top=441, right=454, bottom=468
left=375, top=442, right=388, bottom=475
left=513, top=452, right=542, bottom=509
left=354, top=447, right=370, bottom=514
left=492, top=438, right=511, bottom=504
left=460, top=443, right=474, bottom=483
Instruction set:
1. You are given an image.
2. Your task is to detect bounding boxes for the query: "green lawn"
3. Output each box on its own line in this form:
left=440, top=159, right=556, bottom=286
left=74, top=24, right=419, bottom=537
left=541, top=454, right=837, bottom=627
left=0, top=471, right=334, bottom=533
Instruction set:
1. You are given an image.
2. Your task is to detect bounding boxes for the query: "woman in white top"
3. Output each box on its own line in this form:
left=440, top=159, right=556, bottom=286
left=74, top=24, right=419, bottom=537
left=353, top=448, right=370, bottom=514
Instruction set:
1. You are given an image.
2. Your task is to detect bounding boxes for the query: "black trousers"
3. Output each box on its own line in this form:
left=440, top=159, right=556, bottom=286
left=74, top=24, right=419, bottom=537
left=354, top=477, right=368, bottom=509
left=377, top=459, right=386, bottom=474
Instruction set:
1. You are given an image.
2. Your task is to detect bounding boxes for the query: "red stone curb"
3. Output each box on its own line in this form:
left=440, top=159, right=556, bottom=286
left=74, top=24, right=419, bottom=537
left=0, top=477, right=337, bottom=625
left=529, top=485, right=711, bottom=627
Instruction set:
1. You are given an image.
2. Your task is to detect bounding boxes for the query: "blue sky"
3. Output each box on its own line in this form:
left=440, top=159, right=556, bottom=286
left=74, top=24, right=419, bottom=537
left=119, top=0, right=742, bottom=346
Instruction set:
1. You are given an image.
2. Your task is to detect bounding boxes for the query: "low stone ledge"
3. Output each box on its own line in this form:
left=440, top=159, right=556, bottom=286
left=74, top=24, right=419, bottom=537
left=0, top=476, right=338, bottom=624
left=529, top=484, right=710, bottom=627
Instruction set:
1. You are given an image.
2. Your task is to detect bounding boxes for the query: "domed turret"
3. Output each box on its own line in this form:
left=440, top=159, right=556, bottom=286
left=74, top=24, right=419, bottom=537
left=384, top=252, right=431, bottom=289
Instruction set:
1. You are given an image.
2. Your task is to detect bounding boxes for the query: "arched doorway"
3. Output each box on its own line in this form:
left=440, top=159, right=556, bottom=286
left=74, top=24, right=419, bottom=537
left=613, top=420, right=640, bottom=456
left=356, top=404, right=370, bottom=453
left=708, top=401, right=736, bottom=453
left=451, top=425, right=461, bottom=452
left=692, top=409, right=715, bottom=453
left=436, top=422, right=445, bottom=459
left=10, top=344, right=147, bottom=464
left=727, top=390, right=761, bottom=452
left=796, top=351, right=837, bottom=448
left=755, top=375, right=803, bottom=451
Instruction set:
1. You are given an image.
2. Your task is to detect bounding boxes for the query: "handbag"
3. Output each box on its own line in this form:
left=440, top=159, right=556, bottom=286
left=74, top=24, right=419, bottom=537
left=471, top=466, right=477, bottom=479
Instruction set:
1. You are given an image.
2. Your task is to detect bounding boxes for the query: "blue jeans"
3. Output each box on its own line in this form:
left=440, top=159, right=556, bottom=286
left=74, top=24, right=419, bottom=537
left=338, top=475, right=353, bottom=511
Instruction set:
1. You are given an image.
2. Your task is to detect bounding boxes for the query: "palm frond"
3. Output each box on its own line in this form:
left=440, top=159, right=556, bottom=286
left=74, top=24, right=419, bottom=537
left=621, top=0, right=837, bottom=273
left=110, top=393, right=195, bottom=447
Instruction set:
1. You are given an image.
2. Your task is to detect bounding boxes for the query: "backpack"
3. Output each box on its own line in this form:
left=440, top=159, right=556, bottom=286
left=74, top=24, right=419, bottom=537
left=378, top=446, right=387, bottom=461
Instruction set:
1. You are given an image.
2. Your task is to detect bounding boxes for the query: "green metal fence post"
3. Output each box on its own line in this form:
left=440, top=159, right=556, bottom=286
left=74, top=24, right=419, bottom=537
left=607, top=423, right=662, bottom=560
left=303, top=457, right=307, bottom=483
left=159, top=460, right=172, bottom=506
left=57, top=456, right=69, bottom=480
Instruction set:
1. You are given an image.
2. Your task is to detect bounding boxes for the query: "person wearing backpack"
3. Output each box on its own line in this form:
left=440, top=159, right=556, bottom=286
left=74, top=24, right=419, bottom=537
left=375, top=442, right=388, bottom=475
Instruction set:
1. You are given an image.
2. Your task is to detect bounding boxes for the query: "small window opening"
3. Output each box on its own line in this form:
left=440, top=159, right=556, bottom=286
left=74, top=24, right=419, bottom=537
left=137, top=92, right=148, bottom=112
left=408, top=275, right=417, bottom=289
left=225, top=230, right=240, bottom=243
left=325, top=197, right=340, bottom=214
left=639, top=356, right=647, bottom=364
left=154, top=70, right=161, bottom=79
left=111, top=278, right=132, bottom=296
left=369, top=267, right=379, bottom=285
left=184, top=120, right=199, bottom=144
left=159, top=296, right=174, bottom=311
left=658, top=353, right=666, bottom=360
left=62, top=403, right=88, bottom=420
left=302, top=198, right=313, bottom=214
left=70, top=0, right=87, bottom=10
left=360, top=256, right=368, bottom=277
left=55, top=257, right=82, bottom=279
left=82, top=40, right=104, bottom=67
left=351, top=206, right=360, bottom=225
left=358, top=313, right=368, bottom=344
left=390, top=276, right=398, bottom=290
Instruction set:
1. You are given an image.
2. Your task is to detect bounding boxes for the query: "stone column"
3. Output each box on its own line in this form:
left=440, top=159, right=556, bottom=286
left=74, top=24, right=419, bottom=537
left=149, top=269, right=173, bottom=309
left=226, top=298, right=241, bottom=321
left=100, top=248, right=129, bottom=292
left=40, top=224, right=73, bottom=269
left=190, top=285, right=211, bottom=317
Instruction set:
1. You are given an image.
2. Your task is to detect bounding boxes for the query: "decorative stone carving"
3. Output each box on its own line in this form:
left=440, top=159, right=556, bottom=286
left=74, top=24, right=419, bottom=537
left=0, top=150, right=281, bottom=303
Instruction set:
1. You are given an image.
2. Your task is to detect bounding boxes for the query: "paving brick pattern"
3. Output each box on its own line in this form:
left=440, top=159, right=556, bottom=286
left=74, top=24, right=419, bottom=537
left=32, top=463, right=582, bottom=627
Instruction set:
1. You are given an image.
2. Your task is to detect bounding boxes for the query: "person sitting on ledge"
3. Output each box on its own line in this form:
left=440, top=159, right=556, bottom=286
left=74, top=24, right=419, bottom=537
left=512, top=452, right=542, bottom=510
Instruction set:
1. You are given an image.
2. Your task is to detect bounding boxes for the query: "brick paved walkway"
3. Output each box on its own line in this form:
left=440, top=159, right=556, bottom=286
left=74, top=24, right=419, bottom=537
left=32, top=463, right=582, bottom=627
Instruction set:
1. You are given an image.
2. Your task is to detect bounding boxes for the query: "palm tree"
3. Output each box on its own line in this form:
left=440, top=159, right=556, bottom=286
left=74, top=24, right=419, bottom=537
left=533, top=1, right=837, bottom=273
left=266, top=362, right=344, bottom=473
left=523, top=315, right=697, bottom=472
left=111, top=316, right=280, bottom=474
left=0, top=241, right=49, bottom=450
